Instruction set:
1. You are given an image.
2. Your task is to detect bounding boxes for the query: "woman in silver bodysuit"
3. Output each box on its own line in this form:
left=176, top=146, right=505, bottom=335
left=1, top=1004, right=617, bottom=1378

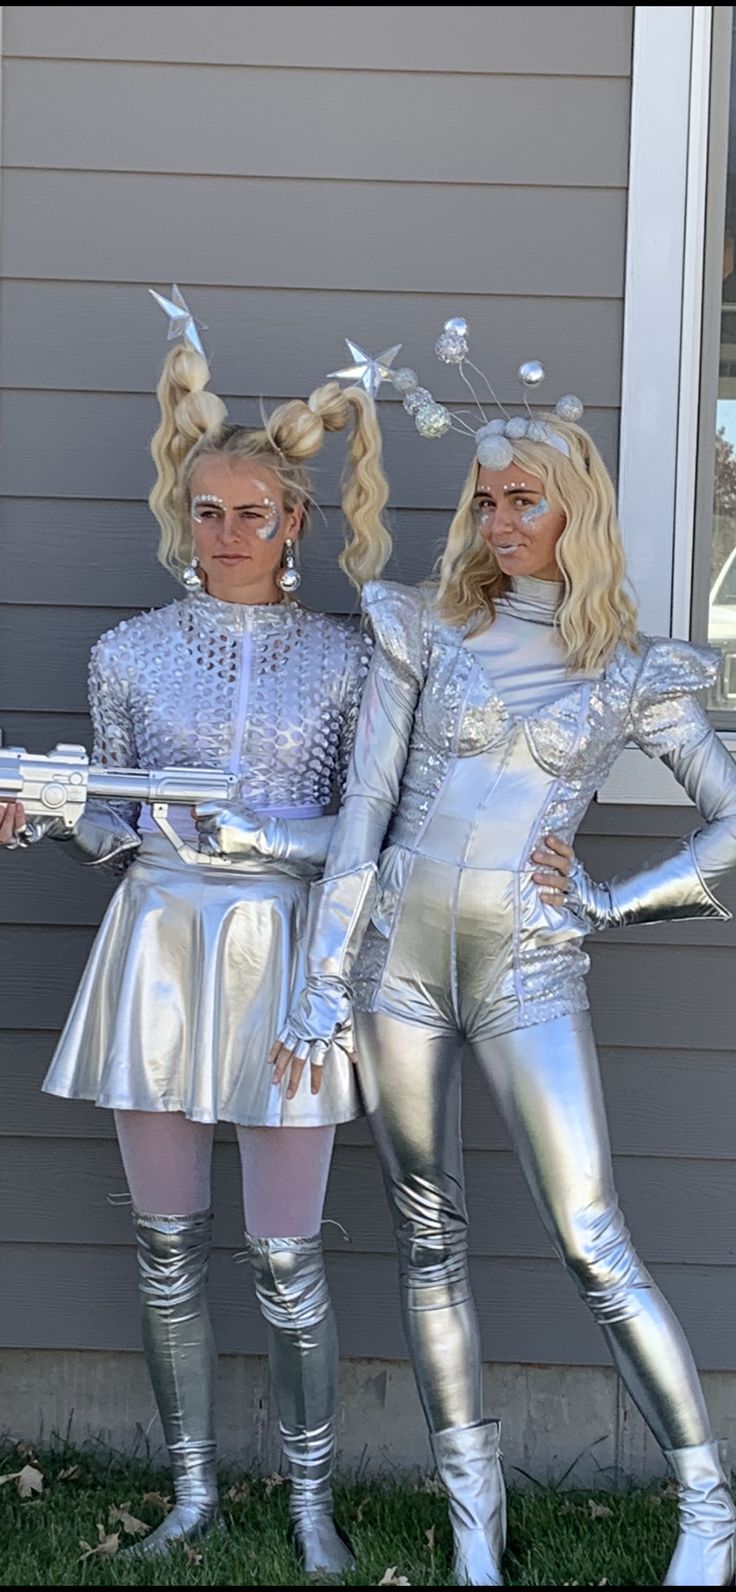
left=0, top=339, right=392, bottom=1571
left=275, top=379, right=736, bottom=1585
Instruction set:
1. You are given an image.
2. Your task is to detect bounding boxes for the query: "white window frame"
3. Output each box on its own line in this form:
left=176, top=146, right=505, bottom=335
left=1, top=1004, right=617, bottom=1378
left=599, top=4, right=721, bottom=803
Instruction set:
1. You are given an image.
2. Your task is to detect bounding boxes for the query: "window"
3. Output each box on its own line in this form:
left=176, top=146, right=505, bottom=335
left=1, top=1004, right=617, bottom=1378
left=693, top=8, right=736, bottom=724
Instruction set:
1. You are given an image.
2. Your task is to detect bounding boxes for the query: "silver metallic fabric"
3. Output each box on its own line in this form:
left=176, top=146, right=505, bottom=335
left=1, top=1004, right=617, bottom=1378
left=244, top=1234, right=354, bottom=1575
left=130, top=1209, right=221, bottom=1553
left=282, top=576, right=735, bottom=1052
left=43, top=590, right=369, bottom=1128
left=358, top=1009, right=712, bottom=1455
left=87, top=591, right=369, bottom=823
left=196, top=804, right=335, bottom=870
left=430, top=1421, right=505, bottom=1588
left=43, top=835, right=359, bottom=1127
left=663, top=1442, right=736, bottom=1586
left=569, top=723, right=736, bottom=929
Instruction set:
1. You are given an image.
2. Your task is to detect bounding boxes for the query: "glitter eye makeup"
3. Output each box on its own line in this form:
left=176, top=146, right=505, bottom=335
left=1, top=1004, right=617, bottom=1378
left=255, top=498, right=281, bottom=543
left=520, top=497, right=550, bottom=526
left=191, top=494, right=225, bottom=521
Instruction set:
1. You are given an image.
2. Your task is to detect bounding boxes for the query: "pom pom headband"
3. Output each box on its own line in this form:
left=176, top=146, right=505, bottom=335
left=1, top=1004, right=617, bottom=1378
left=326, top=318, right=584, bottom=469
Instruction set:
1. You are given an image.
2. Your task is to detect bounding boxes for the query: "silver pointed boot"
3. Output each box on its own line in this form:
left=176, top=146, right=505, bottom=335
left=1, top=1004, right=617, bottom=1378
left=663, top=1441, right=735, bottom=1586
left=245, top=1234, right=354, bottom=1576
left=128, top=1209, right=222, bottom=1555
left=430, top=1420, right=506, bottom=1587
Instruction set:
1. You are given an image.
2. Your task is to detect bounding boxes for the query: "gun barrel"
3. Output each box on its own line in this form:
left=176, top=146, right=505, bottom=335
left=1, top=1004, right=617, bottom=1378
left=87, top=766, right=239, bottom=806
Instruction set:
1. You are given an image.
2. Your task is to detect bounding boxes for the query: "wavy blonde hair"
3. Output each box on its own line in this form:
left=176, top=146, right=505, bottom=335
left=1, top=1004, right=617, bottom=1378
left=437, top=418, right=638, bottom=673
left=149, top=345, right=392, bottom=589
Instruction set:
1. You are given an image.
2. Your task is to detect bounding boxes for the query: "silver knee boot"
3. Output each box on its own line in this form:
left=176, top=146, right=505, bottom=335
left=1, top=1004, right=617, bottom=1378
left=245, top=1233, right=354, bottom=1576
left=430, top=1419, right=506, bottom=1587
left=131, top=1209, right=221, bottom=1554
left=663, top=1442, right=735, bottom=1586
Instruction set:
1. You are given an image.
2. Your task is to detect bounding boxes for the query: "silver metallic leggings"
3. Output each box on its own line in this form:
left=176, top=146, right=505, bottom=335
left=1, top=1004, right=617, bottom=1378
left=357, top=1009, right=711, bottom=1450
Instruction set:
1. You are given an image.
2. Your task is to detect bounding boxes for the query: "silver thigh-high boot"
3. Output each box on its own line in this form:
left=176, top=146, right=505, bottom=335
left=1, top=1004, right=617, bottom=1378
left=663, top=1443, right=735, bottom=1586
left=431, top=1421, right=506, bottom=1587
left=130, top=1209, right=221, bottom=1553
left=245, top=1234, right=354, bottom=1575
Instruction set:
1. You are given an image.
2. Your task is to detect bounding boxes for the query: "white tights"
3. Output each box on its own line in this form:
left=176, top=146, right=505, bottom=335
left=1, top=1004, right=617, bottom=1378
left=114, top=1110, right=336, bottom=1238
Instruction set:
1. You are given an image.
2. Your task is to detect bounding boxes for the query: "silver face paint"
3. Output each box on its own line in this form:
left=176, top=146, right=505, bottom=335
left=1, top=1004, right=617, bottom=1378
left=520, top=497, right=550, bottom=526
left=191, top=494, right=225, bottom=522
left=255, top=498, right=281, bottom=542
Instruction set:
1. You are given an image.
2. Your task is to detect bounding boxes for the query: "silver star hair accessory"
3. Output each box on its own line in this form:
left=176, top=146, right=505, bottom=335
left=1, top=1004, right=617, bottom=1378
left=327, top=339, right=402, bottom=399
left=149, top=284, right=206, bottom=359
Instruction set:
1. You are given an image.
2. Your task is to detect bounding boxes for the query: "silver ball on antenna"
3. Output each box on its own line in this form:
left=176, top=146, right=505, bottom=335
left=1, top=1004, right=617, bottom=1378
left=518, top=360, right=546, bottom=388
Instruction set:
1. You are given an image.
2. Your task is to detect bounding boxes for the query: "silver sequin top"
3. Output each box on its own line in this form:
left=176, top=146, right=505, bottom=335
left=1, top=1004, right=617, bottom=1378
left=89, top=592, right=371, bottom=828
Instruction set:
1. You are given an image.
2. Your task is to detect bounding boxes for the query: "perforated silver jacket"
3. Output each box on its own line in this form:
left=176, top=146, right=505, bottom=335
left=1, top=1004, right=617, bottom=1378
left=36, top=592, right=371, bottom=867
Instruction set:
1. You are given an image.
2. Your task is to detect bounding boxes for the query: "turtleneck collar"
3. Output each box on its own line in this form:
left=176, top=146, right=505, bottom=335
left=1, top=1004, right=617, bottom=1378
left=501, top=574, right=563, bottom=625
left=187, top=588, right=295, bottom=633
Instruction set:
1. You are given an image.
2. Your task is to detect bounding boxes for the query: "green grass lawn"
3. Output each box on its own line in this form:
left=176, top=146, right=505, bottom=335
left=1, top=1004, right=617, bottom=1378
left=0, top=1440, right=682, bottom=1586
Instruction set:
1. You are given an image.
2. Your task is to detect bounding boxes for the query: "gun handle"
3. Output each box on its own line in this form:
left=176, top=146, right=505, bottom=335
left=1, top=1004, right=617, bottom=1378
left=151, top=802, right=233, bottom=869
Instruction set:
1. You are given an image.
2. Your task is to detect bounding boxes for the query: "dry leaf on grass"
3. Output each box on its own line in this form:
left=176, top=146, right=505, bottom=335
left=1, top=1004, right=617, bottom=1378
left=142, top=1490, right=172, bottom=1514
left=14, top=1442, right=38, bottom=1461
left=378, top=1571, right=411, bottom=1587
left=0, top=1466, right=44, bottom=1500
left=185, top=1547, right=204, bottom=1566
left=355, top=1495, right=371, bottom=1525
left=79, top=1525, right=120, bottom=1562
left=587, top=1499, right=613, bottom=1519
left=225, top=1480, right=251, bottom=1504
left=425, top=1525, right=436, bottom=1552
left=109, top=1502, right=148, bottom=1537
left=58, top=1465, right=81, bottom=1483
left=264, top=1472, right=287, bottom=1495
left=419, top=1475, right=444, bottom=1495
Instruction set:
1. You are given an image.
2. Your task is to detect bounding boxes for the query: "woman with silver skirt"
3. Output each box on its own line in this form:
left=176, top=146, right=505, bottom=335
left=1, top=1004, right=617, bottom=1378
left=275, top=366, right=736, bottom=1584
left=0, top=335, right=392, bottom=1572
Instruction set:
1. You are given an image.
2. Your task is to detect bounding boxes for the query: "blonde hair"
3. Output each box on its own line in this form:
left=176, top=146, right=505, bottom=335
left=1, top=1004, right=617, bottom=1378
left=436, top=418, right=638, bottom=673
left=149, top=345, right=391, bottom=589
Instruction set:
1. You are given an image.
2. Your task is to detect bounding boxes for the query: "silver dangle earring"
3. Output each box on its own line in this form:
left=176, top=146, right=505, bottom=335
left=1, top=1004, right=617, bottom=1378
left=278, top=538, right=301, bottom=596
left=182, top=558, right=203, bottom=591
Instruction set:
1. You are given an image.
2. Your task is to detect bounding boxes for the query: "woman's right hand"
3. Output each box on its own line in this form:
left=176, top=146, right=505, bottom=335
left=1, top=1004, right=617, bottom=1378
left=0, top=801, right=28, bottom=848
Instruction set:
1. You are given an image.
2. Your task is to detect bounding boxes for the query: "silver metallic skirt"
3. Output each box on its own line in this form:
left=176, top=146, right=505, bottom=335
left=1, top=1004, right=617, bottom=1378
left=43, top=835, right=361, bottom=1127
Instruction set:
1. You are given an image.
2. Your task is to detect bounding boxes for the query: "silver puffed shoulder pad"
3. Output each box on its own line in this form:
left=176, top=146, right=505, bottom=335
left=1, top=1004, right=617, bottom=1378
left=628, top=635, right=720, bottom=758
left=634, top=635, right=721, bottom=701
left=361, top=580, right=428, bottom=686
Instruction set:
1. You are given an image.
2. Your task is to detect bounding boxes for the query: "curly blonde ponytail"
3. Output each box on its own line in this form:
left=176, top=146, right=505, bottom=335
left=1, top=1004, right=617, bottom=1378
left=149, top=345, right=228, bottom=578
left=150, top=353, right=391, bottom=590
left=266, top=381, right=391, bottom=589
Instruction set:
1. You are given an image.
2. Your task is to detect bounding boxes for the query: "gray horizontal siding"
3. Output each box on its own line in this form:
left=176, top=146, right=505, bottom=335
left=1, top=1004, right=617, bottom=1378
left=3, top=61, right=629, bottom=187
left=0, top=283, right=624, bottom=402
left=0, top=172, right=627, bottom=298
left=4, top=1137, right=736, bottom=1266
left=0, top=393, right=620, bottom=506
left=5, top=1031, right=736, bottom=1161
left=3, top=7, right=634, bottom=77
left=2, top=1248, right=730, bottom=1367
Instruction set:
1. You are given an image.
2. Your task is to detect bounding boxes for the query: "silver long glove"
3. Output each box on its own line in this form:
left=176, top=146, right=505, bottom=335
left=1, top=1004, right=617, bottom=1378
left=570, top=719, right=736, bottom=930
left=14, top=802, right=140, bottom=869
left=195, top=803, right=336, bottom=869
left=278, top=644, right=421, bottom=1057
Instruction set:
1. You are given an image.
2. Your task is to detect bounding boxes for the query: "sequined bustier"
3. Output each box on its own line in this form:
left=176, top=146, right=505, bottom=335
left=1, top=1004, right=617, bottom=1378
left=89, top=592, right=370, bottom=825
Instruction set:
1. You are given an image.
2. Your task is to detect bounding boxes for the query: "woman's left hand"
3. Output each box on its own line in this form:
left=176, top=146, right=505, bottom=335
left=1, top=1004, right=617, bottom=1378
left=531, top=833, right=575, bottom=905
left=195, top=802, right=270, bottom=859
left=270, top=1023, right=356, bottom=1100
